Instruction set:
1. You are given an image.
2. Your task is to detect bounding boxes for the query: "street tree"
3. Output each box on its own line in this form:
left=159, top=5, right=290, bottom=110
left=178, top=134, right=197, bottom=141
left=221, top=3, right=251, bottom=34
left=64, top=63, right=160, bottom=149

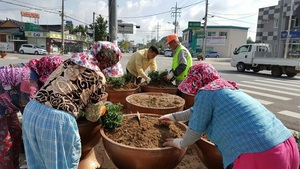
left=88, top=14, right=108, bottom=41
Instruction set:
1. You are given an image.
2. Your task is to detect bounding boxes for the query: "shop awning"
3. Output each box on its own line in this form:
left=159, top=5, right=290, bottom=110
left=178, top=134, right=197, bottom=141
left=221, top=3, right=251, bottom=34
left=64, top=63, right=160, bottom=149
left=52, top=38, right=77, bottom=44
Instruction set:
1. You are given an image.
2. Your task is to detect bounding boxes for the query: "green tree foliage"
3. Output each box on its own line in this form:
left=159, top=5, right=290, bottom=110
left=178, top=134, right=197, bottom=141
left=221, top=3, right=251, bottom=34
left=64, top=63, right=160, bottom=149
left=87, top=14, right=108, bottom=41
left=247, top=37, right=254, bottom=44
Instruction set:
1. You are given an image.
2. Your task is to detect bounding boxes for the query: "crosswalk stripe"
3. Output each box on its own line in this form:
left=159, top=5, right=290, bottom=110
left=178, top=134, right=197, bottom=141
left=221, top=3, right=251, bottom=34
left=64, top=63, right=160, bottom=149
left=238, top=83, right=300, bottom=97
left=241, top=89, right=291, bottom=100
left=276, top=110, right=300, bottom=131
left=266, top=78, right=300, bottom=85
left=255, top=98, right=273, bottom=105
left=241, top=81, right=300, bottom=92
left=255, top=79, right=300, bottom=88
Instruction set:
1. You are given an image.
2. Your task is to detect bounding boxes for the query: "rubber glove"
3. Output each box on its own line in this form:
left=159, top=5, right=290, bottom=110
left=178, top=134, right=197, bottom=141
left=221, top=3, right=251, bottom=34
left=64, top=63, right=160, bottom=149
left=158, top=113, right=176, bottom=125
left=166, top=71, right=174, bottom=80
left=163, top=138, right=183, bottom=149
left=146, top=77, right=151, bottom=84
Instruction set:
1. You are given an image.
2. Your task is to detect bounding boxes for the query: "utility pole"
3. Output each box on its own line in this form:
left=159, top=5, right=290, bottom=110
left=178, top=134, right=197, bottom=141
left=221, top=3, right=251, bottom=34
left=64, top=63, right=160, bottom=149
left=202, top=0, right=208, bottom=59
left=61, top=0, right=65, bottom=55
left=156, top=22, right=160, bottom=41
left=171, top=2, right=181, bottom=34
left=284, top=0, right=294, bottom=58
left=93, top=12, right=96, bottom=44
left=109, top=0, right=117, bottom=45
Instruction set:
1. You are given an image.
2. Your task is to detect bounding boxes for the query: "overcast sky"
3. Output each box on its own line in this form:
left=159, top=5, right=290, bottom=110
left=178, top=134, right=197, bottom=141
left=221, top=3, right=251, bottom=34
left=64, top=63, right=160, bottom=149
left=0, top=0, right=279, bottom=44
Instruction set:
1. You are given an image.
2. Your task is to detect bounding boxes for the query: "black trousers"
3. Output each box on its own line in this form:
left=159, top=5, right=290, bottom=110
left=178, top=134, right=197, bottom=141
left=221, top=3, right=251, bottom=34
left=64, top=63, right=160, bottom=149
left=126, top=69, right=142, bottom=84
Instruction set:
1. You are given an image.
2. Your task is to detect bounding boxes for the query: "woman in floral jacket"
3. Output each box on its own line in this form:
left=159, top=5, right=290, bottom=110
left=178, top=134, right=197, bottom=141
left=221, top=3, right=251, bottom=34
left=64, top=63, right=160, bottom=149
left=0, top=55, right=64, bottom=169
left=22, top=41, right=122, bottom=169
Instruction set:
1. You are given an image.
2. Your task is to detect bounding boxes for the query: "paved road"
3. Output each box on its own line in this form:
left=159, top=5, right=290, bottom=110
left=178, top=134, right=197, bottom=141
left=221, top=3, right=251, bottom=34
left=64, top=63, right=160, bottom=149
left=2, top=52, right=299, bottom=131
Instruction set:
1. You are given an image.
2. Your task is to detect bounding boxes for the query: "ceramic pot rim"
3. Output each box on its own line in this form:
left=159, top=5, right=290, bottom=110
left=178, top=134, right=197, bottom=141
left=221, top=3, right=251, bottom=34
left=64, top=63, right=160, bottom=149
left=100, top=113, right=187, bottom=151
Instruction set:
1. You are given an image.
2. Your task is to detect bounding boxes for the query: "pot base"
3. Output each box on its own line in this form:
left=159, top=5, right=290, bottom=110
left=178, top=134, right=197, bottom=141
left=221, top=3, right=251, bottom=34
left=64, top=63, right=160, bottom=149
left=78, top=148, right=104, bottom=169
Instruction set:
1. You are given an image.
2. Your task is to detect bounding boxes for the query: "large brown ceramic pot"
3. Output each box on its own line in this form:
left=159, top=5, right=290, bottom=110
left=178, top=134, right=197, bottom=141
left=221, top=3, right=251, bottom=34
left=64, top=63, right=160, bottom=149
left=78, top=120, right=103, bottom=169
left=178, top=91, right=195, bottom=109
left=77, top=92, right=108, bottom=169
left=194, top=138, right=224, bottom=169
left=140, top=84, right=179, bottom=95
left=100, top=113, right=187, bottom=169
left=126, top=92, right=185, bottom=115
left=105, top=87, right=139, bottom=108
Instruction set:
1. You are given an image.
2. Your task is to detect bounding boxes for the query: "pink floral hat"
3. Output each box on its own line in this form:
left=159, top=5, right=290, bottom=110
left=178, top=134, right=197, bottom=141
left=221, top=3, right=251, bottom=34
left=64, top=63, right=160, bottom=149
left=70, top=41, right=122, bottom=71
left=28, top=55, right=64, bottom=84
left=178, top=62, right=238, bottom=95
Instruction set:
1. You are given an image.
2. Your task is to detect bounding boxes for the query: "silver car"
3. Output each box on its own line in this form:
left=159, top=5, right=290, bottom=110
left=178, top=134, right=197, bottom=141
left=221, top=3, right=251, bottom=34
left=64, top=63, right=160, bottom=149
left=164, top=49, right=173, bottom=57
left=19, top=44, right=47, bottom=55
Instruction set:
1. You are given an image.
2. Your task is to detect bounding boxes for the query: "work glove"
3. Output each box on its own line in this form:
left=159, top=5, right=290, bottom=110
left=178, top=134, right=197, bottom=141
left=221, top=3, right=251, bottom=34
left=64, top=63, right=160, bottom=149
left=165, top=70, right=174, bottom=80
left=158, top=113, right=176, bottom=125
left=146, top=77, right=151, bottom=84
left=84, top=102, right=106, bottom=122
left=163, top=138, right=183, bottom=149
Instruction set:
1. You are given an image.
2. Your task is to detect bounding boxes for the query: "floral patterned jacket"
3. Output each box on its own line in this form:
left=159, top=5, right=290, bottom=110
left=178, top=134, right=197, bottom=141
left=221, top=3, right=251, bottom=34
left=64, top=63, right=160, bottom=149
left=35, top=59, right=107, bottom=122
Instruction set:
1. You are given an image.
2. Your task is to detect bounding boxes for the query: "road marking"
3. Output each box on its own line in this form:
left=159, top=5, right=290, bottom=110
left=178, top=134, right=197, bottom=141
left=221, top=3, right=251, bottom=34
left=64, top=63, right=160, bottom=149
left=238, top=84, right=300, bottom=97
left=241, top=89, right=291, bottom=101
left=276, top=110, right=300, bottom=131
left=255, top=98, right=273, bottom=105
left=265, top=78, right=300, bottom=85
left=241, top=81, right=300, bottom=92
left=255, top=79, right=300, bottom=88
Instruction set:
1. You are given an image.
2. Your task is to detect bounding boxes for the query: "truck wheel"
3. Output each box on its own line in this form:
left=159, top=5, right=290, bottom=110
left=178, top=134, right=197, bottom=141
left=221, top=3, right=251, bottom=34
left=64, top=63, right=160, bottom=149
left=237, top=63, right=245, bottom=72
left=271, top=66, right=282, bottom=77
left=286, top=72, right=297, bottom=77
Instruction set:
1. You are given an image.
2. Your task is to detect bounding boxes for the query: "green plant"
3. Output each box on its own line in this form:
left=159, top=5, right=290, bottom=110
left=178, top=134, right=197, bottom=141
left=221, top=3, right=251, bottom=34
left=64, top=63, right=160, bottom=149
left=123, top=73, right=134, bottom=83
left=101, top=103, right=123, bottom=129
left=106, top=76, right=125, bottom=89
left=148, top=71, right=160, bottom=82
left=293, top=131, right=300, bottom=150
left=148, top=70, right=171, bottom=83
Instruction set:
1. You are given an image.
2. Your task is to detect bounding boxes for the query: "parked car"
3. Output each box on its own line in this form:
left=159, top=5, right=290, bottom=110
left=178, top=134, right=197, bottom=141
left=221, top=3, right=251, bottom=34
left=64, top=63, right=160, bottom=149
left=19, top=44, right=47, bottom=55
left=206, top=51, right=220, bottom=58
left=164, top=49, right=173, bottom=57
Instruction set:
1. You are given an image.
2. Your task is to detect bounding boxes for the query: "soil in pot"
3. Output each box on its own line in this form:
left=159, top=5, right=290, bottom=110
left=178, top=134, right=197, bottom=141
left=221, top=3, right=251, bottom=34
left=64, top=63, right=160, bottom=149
left=126, top=92, right=185, bottom=115
left=104, top=114, right=185, bottom=148
left=101, top=113, right=188, bottom=169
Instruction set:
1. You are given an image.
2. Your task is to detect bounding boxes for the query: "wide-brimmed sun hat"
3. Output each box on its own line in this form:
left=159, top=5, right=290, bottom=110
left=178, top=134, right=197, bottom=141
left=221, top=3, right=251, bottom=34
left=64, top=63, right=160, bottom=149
left=178, top=62, right=238, bottom=95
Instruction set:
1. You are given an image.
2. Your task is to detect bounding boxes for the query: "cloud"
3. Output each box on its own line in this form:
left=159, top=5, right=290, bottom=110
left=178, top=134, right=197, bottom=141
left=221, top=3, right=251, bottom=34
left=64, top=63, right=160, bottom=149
left=0, top=0, right=280, bottom=44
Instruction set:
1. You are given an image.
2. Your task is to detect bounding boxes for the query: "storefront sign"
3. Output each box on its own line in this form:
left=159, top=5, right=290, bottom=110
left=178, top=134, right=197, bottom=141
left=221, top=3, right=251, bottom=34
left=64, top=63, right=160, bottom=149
left=20, top=11, right=40, bottom=18
left=281, top=30, right=300, bottom=39
left=25, top=31, right=48, bottom=38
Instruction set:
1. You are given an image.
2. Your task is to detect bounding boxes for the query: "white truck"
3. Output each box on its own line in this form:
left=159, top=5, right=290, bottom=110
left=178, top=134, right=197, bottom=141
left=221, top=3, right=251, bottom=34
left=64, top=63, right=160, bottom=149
left=230, top=43, right=300, bottom=77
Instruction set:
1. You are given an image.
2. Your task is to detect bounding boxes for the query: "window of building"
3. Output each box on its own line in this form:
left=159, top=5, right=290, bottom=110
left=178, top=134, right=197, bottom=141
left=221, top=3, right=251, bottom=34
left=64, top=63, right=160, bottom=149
left=219, top=32, right=227, bottom=38
left=292, top=16, right=300, bottom=27
left=208, top=32, right=216, bottom=36
left=273, top=18, right=279, bottom=28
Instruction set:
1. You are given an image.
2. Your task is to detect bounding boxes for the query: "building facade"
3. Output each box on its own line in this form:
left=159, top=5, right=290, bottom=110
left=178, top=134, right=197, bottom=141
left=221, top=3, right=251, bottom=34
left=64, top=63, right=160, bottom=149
left=256, top=0, right=300, bottom=58
left=182, top=26, right=248, bottom=58
left=0, top=19, right=91, bottom=53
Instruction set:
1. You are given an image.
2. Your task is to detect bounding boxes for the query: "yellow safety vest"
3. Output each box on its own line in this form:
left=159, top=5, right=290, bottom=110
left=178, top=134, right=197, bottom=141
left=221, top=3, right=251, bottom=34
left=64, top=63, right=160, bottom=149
left=171, top=45, right=192, bottom=81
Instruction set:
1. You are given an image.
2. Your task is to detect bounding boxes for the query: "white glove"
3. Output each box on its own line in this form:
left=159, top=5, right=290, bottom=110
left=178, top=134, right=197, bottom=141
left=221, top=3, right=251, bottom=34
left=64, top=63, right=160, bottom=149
left=166, top=71, right=174, bottom=80
left=159, top=114, right=175, bottom=121
left=158, top=113, right=176, bottom=125
left=146, top=77, right=151, bottom=84
left=163, top=138, right=183, bottom=149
